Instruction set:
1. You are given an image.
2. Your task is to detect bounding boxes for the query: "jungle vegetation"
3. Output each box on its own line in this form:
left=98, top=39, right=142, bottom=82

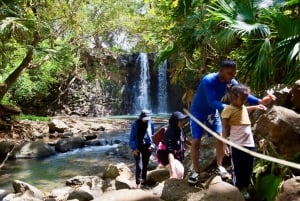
left=0, top=0, right=299, bottom=105
left=0, top=1, right=299, bottom=200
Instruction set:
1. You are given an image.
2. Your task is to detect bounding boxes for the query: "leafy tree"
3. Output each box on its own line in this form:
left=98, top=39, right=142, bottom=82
left=0, top=0, right=147, bottom=107
left=145, top=0, right=300, bottom=95
left=208, top=0, right=300, bottom=92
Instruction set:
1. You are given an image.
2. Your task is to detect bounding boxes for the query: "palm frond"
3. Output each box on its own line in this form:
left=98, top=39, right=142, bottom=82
left=231, top=21, right=270, bottom=38
left=215, top=28, right=236, bottom=49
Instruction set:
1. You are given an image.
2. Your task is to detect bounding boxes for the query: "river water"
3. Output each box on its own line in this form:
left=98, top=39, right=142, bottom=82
left=0, top=116, right=168, bottom=193
left=0, top=138, right=127, bottom=193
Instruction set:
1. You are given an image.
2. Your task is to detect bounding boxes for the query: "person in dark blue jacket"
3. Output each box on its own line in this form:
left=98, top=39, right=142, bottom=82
left=129, top=109, right=155, bottom=188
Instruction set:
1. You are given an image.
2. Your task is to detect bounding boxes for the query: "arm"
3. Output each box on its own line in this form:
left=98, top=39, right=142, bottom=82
left=247, top=104, right=267, bottom=112
left=168, top=153, right=178, bottom=178
left=221, top=118, right=230, bottom=156
left=248, top=93, right=276, bottom=105
left=149, top=121, right=156, bottom=151
left=222, top=118, right=230, bottom=138
left=259, top=94, right=276, bottom=105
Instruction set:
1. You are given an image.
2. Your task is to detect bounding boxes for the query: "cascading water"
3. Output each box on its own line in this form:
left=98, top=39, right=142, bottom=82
left=157, top=60, right=168, bottom=113
left=133, top=53, right=151, bottom=114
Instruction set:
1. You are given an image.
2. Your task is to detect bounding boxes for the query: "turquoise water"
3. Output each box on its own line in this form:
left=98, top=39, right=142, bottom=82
left=0, top=116, right=169, bottom=193
left=0, top=144, right=121, bottom=192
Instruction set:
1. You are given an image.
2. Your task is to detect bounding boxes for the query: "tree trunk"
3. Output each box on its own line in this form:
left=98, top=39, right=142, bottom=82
left=0, top=32, right=39, bottom=100
left=0, top=50, right=33, bottom=100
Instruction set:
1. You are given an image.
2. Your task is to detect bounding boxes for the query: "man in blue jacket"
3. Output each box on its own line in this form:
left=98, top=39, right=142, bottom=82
left=189, top=59, right=275, bottom=183
left=129, top=109, right=155, bottom=188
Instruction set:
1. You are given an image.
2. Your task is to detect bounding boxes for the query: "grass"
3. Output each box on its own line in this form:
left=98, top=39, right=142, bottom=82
left=17, top=114, right=50, bottom=121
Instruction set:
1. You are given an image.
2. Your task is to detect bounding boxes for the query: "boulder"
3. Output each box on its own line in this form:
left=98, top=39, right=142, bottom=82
left=11, top=180, right=44, bottom=200
left=0, top=189, right=10, bottom=200
left=48, top=186, right=73, bottom=201
left=291, top=79, right=300, bottom=112
left=48, top=119, right=68, bottom=133
left=147, top=166, right=170, bottom=184
left=93, top=189, right=162, bottom=201
left=161, top=178, right=202, bottom=201
left=11, top=140, right=56, bottom=158
left=275, top=176, right=300, bottom=201
left=203, top=176, right=244, bottom=201
left=67, top=189, right=93, bottom=201
left=253, top=106, right=300, bottom=159
left=55, top=137, right=85, bottom=153
left=102, top=163, right=134, bottom=180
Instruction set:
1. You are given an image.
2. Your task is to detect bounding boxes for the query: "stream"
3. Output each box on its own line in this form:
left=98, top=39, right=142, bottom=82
left=0, top=116, right=168, bottom=193
left=0, top=137, right=128, bottom=193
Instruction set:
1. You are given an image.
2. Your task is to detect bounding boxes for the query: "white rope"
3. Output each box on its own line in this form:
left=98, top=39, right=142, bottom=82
left=183, top=108, right=300, bottom=170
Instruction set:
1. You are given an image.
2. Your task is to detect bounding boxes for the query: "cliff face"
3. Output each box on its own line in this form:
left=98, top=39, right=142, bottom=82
left=18, top=50, right=184, bottom=116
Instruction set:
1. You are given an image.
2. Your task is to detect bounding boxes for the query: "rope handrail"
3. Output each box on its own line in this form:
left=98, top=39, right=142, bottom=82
left=183, top=108, right=300, bottom=170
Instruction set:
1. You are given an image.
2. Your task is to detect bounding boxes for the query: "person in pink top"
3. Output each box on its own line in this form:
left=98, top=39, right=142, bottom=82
left=221, top=84, right=270, bottom=199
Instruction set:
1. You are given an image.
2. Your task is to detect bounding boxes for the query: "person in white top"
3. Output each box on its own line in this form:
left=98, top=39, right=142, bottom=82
left=221, top=84, right=270, bottom=199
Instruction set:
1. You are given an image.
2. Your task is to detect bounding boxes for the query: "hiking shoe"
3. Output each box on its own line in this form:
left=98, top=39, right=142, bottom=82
left=188, top=172, right=199, bottom=184
left=217, top=166, right=231, bottom=179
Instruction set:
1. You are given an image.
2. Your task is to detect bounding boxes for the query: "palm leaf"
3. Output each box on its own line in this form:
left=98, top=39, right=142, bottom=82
left=231, top=21, right=270, bottom=38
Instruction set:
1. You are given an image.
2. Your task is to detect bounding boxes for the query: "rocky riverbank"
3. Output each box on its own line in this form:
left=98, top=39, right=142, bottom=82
left=0, top=106, right=300, bottom=201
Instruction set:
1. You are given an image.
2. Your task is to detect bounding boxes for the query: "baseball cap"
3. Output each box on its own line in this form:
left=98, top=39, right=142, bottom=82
left=173, top=111, right=188, bottom=120
left=140, top=109, right=151, bottom=121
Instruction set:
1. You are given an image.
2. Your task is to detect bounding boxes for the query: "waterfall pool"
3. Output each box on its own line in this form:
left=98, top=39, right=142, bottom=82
left=0, top=144, right=124, bottom=193
left=0, top=116, right=169, bottom=193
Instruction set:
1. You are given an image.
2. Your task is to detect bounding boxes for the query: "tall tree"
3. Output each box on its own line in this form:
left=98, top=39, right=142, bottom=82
left=0, top=0, right=49, bottom=100
left=0, top=0, right=147, bottom=104
left=145, top=0, right=300, bottom=94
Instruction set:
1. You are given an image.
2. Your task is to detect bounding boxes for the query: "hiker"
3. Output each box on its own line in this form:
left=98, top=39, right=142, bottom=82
left=189, top=59, right=276, bottom=182
left=221, top=84, right=269, bottom=199
left=156, top=111, right=189, bottom=179
left=129, top=109, right=155, bottom=188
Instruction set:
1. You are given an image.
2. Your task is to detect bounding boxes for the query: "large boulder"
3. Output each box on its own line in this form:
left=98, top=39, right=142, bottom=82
left=48, top=119, right=68, bottom=133
left=202, top=176, right=244, bottom=201
left=291, top=80, right=300, bottom=112
left=253, top=106, right=300, bottom=160
left=55, top=137, right=85, bottom=153
left=93, top=188, right=162, bottom=201
left=275, top=176, right=300, bottom=201
left=160, top=176, right=244, bottom=201
left=160, top=178, right=202, bottom=201
left=6, top=180, right=45, bottom=200
left=10, top=140, right=56, bottom=158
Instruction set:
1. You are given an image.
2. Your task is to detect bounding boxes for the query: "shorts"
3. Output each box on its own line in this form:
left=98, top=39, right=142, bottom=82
left=190, top=110, right=222, bottom=139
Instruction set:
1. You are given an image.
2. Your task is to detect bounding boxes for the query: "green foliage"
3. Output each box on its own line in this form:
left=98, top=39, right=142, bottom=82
left=1, top=0, right=300, bottom=108
left=254, top=173, right=282, bottom=201
left=147, top=0, right=300, bottom=93
left=18, top=114, right=50, bottom=121
left=9, top=39, right=76, bottom=103
left=0, top=94, right=15, bottom=105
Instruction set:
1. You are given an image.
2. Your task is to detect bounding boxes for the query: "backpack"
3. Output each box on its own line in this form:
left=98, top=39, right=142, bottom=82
left=152, top=126, right=167, bottom=146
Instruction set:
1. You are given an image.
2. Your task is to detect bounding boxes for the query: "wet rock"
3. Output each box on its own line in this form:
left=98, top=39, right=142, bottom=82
left=12, top=180, right=44, bottom=200
left=67, top=189, right=93, bottom=201
left=11, top=140, right=56, bottom=158
left=55, top=137, right=85, bottom=153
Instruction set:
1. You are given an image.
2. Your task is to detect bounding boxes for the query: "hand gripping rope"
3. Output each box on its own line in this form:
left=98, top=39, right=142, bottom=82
left=183, top=108, right=300, bottom=170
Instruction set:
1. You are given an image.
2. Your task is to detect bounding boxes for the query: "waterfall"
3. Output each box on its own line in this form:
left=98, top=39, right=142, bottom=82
left=133, top=53, right=151, bottom=114
left=157, top=60, right=168, bottom=113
